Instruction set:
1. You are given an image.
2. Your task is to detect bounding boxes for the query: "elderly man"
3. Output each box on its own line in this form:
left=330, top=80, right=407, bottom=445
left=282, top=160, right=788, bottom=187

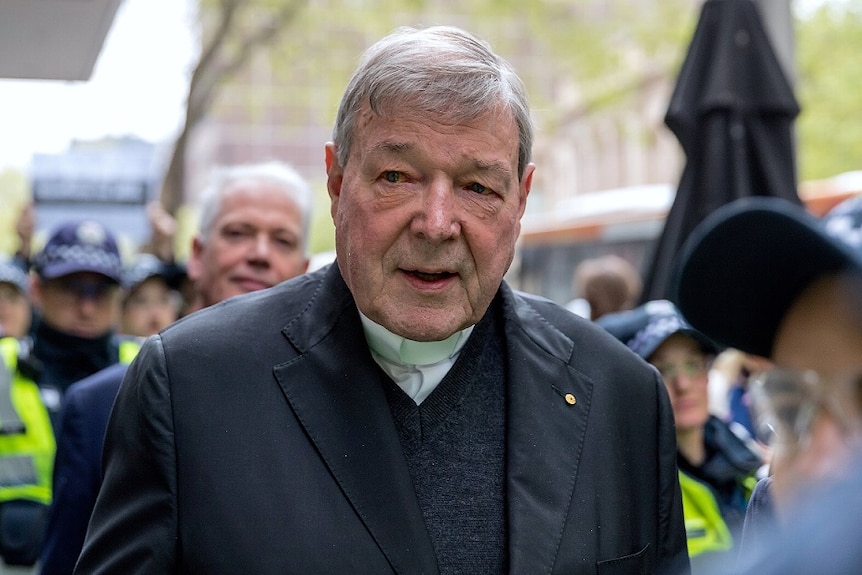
left=77, top=26, right=687, bottom=574
left=40, top=161, right=314, bottom=575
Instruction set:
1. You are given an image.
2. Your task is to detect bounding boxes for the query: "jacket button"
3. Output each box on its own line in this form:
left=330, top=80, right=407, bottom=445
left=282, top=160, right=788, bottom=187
left=564, top=393, right=576, bottom=405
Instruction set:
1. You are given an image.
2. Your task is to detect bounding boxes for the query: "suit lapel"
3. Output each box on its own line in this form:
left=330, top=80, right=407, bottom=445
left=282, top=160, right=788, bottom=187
left=274, top=266, right=439, bottom=575
left=502, top=289, right=594, bottom=574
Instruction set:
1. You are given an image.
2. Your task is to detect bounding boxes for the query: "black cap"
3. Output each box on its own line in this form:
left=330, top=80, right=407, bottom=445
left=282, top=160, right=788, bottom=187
left=597, top=299, right=720, bottom=360
left=672, top=195, right=862, bottom=358
left=34, top=220, right=122, bottom=284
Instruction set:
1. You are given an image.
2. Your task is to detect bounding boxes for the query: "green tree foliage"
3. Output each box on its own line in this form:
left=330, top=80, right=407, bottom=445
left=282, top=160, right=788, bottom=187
left=260, top=0, right=697, bottom=130
left=234, top=0, right=698, bottom=253
left=795, top=1, right=862, bottom=180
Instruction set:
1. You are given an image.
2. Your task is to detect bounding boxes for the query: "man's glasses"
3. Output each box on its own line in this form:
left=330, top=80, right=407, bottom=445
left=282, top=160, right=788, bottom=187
left=45, top=277, right=117, bottom=303
left=653, top=356, right=711, bottom=383
left=749, top=368, right=862, bottom=450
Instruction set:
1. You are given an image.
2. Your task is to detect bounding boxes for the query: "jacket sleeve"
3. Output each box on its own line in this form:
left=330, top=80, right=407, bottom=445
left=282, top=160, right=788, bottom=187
left=74, top=336, right=178, bottom=574
left=654, top=367, right=691, bottom=575
left=42, top=383, right=99, bottom=574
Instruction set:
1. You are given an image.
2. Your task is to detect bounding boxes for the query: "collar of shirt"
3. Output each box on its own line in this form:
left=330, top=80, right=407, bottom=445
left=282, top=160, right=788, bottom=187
left=358, top=312, right=474, bottom=404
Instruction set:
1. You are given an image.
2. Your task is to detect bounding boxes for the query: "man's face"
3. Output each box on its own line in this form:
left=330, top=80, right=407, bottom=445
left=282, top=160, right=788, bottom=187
left=32, top=271, right=120, bottom=339
left=326, top=105, right=533, bottom=342
left=0, top=282, right=31, bottom=338
left=773, top=274, right=862, bottom=375
left=188, top=180, right=310, bottom=308
left=767, top=273, right=862, bottom=516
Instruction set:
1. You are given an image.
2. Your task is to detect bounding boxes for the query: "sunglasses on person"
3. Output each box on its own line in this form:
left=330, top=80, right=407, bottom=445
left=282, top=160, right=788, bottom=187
left=45, top=276, right=118, bottom=302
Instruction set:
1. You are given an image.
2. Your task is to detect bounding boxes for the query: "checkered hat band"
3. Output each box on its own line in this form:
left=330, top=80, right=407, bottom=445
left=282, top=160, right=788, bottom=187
left=40, top=244, right=121, bottom=272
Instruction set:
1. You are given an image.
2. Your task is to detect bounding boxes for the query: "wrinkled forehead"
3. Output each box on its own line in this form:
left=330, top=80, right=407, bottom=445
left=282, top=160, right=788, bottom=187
left=353, top=101, right=520, bottom=161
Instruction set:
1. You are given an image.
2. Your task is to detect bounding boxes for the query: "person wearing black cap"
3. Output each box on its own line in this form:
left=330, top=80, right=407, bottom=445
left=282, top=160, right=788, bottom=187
left=27, top=219, right=125, bottom=419
left=119, top=253, right=182, bottom=339
left=599, top=300, right=762, bottom=573
left=673, top=194, right=862, bottom=575
left=0, top=257, right=32, bottom=339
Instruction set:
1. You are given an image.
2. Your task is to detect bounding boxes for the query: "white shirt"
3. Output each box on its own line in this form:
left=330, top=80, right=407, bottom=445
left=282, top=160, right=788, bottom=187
left=359, top=312, right=474, bottom=405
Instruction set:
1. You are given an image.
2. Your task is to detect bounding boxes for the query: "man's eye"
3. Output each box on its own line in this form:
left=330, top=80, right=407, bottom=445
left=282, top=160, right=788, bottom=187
left=468, top=182, right=490, bottom=195
left=383, top=171, right=402, bottom=183
left=223, top=228, right=249, bottom=238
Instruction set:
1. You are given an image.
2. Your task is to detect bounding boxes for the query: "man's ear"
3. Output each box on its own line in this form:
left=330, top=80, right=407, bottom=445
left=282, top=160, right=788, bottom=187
left=187, top=236, right=204, bottom=282
left=325, top=143, right=343, bottom=219
left=29, top=276, right=42, bottom=309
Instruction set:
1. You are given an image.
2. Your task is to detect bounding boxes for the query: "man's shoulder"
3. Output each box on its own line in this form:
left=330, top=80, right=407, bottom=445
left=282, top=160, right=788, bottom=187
left=177, top=268, right=325, bottom=324
left=161, top=266, right=344, bottom=351
left=507, top=288, right=643, bottom=359
left=63, top=363, right=128, bottom=418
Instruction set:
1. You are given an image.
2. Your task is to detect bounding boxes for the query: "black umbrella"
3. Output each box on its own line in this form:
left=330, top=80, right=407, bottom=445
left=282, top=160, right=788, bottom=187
left=640, top=0, right=802, bottom=302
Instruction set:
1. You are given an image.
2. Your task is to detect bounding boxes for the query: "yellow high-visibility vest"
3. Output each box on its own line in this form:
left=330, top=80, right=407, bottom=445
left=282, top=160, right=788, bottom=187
left=118, top=336, right=143, bottom=365
left=679, top=470, right=734, bottom=559
left=0, top=337, right=55, bottom=506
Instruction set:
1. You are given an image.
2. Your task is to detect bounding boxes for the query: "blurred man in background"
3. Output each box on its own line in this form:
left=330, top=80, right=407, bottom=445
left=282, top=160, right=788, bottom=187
left=185, top=161, right=313, bottom=313
left=41, top=160, right=314, bottom=575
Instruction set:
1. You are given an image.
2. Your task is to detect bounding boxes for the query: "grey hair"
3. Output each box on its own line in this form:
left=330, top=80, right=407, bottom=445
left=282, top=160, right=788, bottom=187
left=331, top=25, right=533, bottom=180
left=197, top=161, right=314, bottom=254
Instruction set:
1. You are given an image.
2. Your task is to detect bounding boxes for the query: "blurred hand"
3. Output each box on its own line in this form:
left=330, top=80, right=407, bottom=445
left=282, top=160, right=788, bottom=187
left=147, top=201, right=177, bottom=263
left=16, top=203, right=35, bottom=257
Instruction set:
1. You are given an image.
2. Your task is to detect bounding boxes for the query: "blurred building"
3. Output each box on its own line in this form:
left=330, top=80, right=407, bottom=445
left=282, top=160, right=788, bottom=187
left=30, top=137, right=169, bottom=254
left=182, top=0, right=702, bottom=212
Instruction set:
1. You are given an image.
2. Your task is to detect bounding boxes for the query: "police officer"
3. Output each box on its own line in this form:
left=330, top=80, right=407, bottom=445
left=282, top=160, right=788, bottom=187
left=599, top=300, right=762, bottom=573
left=27, top=220, right=131, bottom=423
left=0, top=220, right=131, bottom=569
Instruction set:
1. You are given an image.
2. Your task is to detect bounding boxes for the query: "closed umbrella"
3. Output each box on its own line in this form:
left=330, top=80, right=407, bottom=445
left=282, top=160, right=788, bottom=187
left=640, top=0, right=801, bottom=302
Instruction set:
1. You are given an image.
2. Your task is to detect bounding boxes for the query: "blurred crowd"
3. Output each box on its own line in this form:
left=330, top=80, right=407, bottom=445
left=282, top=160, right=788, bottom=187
left=568, top=192, right=862, bottom=574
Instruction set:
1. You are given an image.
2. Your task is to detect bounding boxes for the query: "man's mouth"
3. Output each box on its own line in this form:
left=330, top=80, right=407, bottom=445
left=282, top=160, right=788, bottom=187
left=410, top=270, right=455, bottom=282
left=234, top=277, right=270, bottom=291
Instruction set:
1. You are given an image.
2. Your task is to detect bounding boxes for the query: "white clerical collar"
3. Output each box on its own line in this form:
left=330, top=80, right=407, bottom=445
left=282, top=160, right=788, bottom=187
left=359, top=312, right=473, bottom=367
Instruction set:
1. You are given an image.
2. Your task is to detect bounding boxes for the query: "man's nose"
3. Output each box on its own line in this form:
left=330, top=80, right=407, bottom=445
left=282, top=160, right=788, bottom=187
left=250, top=234, right=271, bottom=259
left=413, top=181, right=460, bottom=240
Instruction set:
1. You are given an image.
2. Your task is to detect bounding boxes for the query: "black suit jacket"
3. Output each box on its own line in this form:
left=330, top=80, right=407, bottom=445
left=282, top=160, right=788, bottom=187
left=76, top=264, right=688, bottom=574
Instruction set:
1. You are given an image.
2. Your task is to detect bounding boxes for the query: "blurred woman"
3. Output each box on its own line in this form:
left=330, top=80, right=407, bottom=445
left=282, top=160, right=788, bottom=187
left=599, top=300, right=763, bottom=573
